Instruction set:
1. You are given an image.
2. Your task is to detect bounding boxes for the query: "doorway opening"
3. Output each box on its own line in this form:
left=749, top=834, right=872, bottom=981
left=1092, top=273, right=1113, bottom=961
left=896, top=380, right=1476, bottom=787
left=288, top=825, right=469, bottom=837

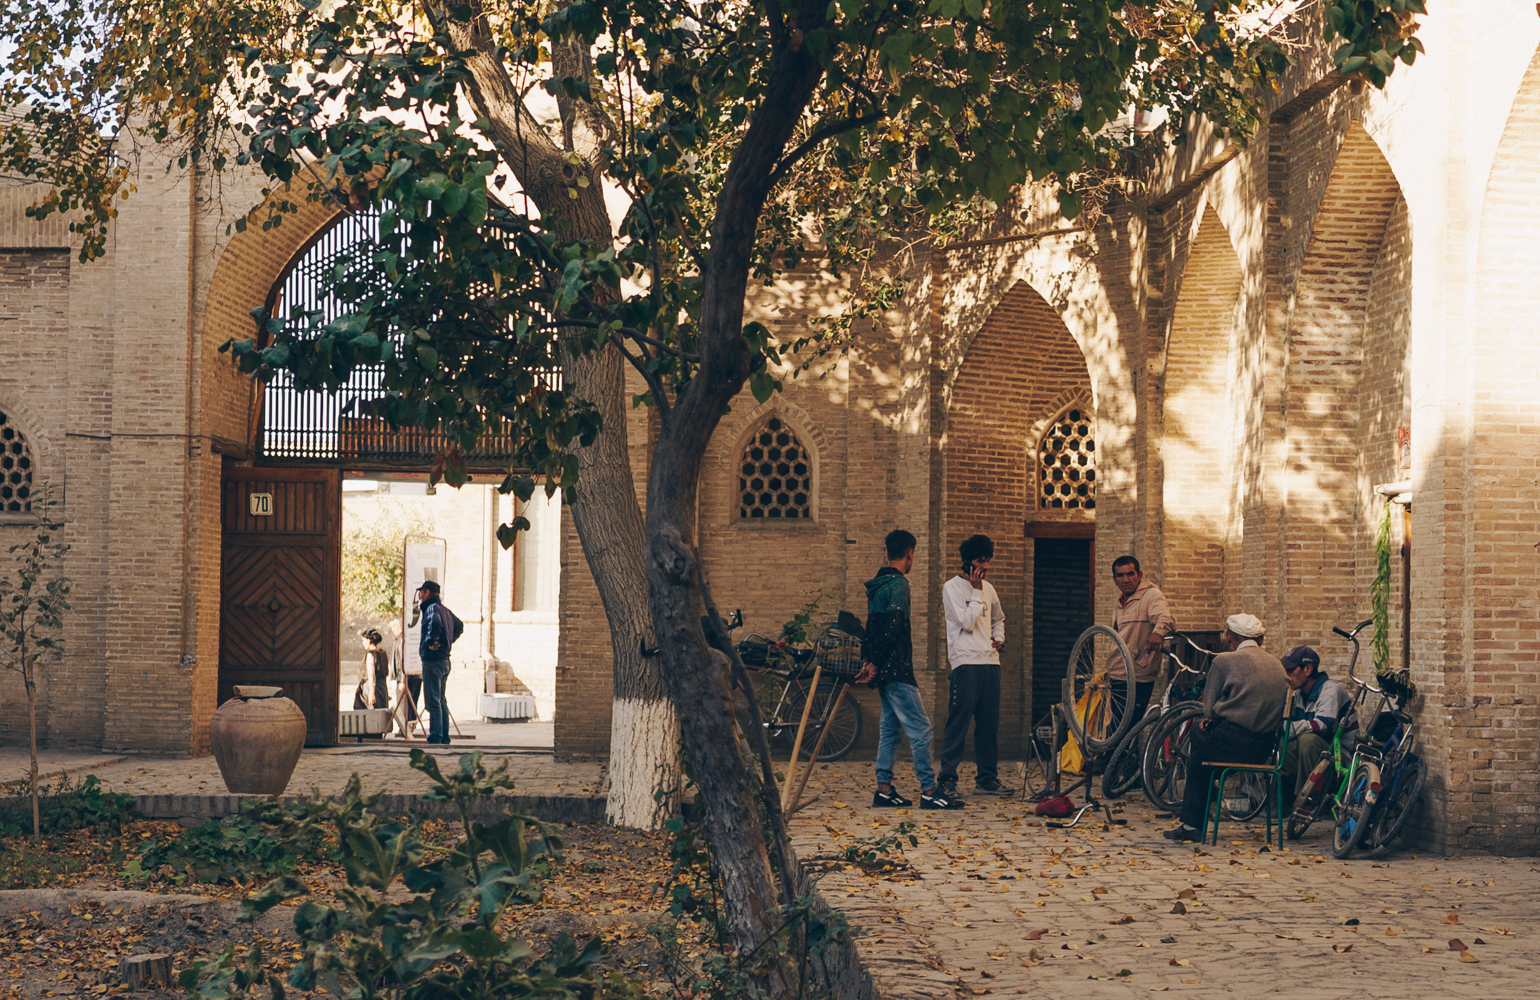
left=337, top=476, right=562, bottom=749
left=1030, top=535, right=1095, bottom=726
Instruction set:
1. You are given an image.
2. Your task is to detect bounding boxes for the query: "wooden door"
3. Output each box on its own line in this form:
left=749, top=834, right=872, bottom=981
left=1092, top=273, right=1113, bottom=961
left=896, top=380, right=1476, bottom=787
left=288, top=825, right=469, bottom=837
left=220, top=468, right=341, bottom=745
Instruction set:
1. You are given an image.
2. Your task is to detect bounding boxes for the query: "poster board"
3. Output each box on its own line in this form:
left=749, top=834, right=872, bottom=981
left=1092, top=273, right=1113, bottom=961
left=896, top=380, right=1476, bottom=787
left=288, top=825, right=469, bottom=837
left=401, top=536, right=447, bottom=676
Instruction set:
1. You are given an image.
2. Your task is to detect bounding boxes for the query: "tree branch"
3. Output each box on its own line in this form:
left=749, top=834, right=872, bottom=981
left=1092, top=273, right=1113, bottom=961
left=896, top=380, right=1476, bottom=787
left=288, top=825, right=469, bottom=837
left=765, top=109, right=885, bottom=189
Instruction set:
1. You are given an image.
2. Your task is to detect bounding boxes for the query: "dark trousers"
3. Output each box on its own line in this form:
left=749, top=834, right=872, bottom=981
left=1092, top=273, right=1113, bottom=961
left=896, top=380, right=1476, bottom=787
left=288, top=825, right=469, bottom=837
left=1109, top=679, right=1156, bottom=727
left=422, top=659, right=452, bottom=743
left=1179, top=718, right=1275, bottom=828
left=939, top=664, right=1000, bottom=787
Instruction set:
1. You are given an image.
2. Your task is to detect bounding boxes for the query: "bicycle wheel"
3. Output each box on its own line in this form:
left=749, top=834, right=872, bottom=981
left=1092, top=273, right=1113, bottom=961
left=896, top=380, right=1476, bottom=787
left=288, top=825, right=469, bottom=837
left=1062, top=624, right=1136, bottom=755
left=1102, top=712, right=1162, bottom=800
left=1142, top=704, right=1205, bottom=812
left=1368, top=755, right=1425, bottom=859
left=780, top=678, right=863, bottom=762
left=1331, top=760, right=1377, bottom=859
left=1285, top=760, right=1334, bottom=841
left=1220, top=772, right=1269, bottom=822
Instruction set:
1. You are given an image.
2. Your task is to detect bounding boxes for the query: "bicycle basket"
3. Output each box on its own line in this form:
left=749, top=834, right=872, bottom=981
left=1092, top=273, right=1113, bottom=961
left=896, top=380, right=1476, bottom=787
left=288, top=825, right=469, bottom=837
left=814, top=624, right=864, bottom=678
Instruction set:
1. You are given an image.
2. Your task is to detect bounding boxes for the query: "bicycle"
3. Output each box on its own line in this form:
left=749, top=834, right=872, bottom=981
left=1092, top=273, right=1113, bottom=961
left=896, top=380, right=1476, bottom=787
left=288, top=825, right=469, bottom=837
left=713, top=609, right=866, bottom=762
left=1102, top=632, right=1212, bottom=800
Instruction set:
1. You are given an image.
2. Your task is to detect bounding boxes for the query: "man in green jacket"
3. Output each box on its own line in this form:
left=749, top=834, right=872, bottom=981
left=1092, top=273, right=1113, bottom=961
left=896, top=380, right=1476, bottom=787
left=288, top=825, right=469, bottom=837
left=854, top=530, right=964, bottom=810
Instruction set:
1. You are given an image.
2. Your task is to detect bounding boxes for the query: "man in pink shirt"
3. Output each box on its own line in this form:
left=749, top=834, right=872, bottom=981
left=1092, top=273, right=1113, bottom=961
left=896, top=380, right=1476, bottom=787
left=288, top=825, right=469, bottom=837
left=1110, top=555, right=1174, bottom=725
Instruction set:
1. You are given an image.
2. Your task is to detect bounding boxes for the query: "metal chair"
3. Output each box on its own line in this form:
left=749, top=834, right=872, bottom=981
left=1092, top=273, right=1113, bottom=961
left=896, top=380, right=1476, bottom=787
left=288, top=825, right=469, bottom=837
left=1198, top=693, right=1294, bottom=850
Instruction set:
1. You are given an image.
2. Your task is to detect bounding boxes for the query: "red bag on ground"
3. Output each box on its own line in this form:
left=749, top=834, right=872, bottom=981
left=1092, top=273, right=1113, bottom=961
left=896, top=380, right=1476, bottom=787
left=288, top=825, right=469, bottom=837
left=1034, top=795, right=1074, bottom=818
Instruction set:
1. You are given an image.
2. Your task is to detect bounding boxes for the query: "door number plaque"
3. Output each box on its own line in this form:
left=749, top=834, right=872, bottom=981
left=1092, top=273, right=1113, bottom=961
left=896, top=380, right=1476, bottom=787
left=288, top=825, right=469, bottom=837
left=249, top=492, right=273, bottom=516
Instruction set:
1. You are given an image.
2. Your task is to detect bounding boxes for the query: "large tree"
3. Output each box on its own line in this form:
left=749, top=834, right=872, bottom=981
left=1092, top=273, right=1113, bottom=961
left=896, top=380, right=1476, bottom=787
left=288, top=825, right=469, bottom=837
left=2, top=0, right=1421, bottom=978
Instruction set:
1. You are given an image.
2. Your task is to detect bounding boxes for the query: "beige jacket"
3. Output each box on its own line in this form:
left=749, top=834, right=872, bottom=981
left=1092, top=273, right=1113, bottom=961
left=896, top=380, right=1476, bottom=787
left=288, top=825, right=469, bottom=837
left=1112, top=582, right=1175, bottom=683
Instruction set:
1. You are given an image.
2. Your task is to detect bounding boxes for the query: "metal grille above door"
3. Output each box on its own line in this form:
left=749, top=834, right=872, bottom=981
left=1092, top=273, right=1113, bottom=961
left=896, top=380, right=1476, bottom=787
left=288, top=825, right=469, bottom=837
left=257, top=208, right=548, bottom=468
left=220, top=468, right=341, bottom=746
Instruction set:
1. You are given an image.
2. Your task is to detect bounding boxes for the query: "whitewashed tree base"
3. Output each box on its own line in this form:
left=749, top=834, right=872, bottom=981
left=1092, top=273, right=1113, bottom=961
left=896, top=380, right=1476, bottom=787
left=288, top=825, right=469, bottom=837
left=604, top=697, right=681, bottom=830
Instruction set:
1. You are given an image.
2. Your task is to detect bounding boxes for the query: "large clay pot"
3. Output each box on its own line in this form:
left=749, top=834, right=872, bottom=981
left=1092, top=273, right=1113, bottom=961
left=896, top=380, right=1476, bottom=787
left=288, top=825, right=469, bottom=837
left=210, top=686, right=307, bottom=795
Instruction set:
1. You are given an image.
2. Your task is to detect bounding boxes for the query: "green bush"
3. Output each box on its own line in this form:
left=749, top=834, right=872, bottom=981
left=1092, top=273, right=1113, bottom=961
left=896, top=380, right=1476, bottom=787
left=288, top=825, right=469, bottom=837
left=0, top=774, right=137, bottom=838
left=181, top=751, right=640, bottom=1000
left=138, top=799, right=336, bottom=884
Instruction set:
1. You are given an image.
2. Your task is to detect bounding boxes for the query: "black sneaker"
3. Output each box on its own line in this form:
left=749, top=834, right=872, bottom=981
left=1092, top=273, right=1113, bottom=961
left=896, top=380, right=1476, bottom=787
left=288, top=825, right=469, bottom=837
left=973, top=778, right=1013, bottom=796
left=1161, top=825, right=1199, bottom=842
left=872, top=788, right=913, bottom=808
left=921, top=788, right=966, bottom=810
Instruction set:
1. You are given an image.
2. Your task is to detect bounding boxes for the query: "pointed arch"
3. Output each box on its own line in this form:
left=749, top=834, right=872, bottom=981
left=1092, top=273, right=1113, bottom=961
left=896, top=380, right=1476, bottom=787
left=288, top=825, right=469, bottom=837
left=945, top=278, right=1094, bottom=748
left=1285, top=123, right=1409, bottom=651
left=1162, top=206, right=1243, bottom=626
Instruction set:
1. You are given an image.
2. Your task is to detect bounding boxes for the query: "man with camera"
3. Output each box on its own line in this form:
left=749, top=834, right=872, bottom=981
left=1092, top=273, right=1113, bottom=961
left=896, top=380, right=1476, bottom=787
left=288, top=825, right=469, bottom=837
left=937, top=534, right=1009, bottom=799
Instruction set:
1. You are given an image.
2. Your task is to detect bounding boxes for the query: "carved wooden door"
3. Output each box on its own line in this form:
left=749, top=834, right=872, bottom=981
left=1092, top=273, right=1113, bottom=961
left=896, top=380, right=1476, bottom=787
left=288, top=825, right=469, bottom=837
left=220, top=468, right=341, bottom=745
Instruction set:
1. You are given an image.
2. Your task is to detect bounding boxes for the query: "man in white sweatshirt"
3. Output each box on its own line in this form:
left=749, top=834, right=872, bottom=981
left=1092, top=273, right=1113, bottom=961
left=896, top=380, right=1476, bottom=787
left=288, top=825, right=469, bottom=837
left=938, top=534, right=1009, bottom=797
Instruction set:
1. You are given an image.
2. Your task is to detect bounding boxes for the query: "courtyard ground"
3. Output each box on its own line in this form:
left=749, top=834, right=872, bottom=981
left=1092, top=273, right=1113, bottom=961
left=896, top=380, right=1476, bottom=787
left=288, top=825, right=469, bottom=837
left=3, top=746, right=1537, bottom=998
left=790, top=760, right=1540, bottom=999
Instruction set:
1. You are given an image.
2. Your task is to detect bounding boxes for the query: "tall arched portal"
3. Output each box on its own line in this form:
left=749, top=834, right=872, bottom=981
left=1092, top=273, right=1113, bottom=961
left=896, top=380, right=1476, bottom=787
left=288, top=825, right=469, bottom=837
left=1162, top=207, right=1244, bottom=630
left=1455, top=42, right=1540, bottom=852
left=945, top=280, right=1094, bottom=753
left=203, top=203, right=543, bottom=746
left=1283, top=124, right=1410, bottom=653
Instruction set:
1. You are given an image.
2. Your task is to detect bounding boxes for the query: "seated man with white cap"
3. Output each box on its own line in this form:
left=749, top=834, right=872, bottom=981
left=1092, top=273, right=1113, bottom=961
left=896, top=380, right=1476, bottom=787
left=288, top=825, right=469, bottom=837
left=1163, top=613, right=1291, bottom=841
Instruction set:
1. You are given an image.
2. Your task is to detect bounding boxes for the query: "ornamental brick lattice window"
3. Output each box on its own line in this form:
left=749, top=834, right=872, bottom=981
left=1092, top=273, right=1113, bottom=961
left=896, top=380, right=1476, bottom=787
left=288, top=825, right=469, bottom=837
left=1038, top=405, right=1096, bottom=510
left=0, top=411, right=33, bottom=513
left=739, top=416, right=812, bottom=519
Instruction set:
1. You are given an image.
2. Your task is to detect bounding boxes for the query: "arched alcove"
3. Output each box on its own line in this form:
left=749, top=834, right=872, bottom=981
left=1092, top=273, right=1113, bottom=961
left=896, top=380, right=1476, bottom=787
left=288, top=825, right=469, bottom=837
left=945, top=279, right=1094, bottom=748
left=1163, top=206, right=1243, bottom=629
left=1285, top=123, right=1409, bottom=651
left=1462, top=42, right=1540, bottom=852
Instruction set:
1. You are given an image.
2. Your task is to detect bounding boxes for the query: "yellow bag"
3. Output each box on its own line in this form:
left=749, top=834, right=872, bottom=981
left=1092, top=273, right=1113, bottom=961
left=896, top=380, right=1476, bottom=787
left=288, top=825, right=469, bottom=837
left=1058, top=684, right=1105, bottom=773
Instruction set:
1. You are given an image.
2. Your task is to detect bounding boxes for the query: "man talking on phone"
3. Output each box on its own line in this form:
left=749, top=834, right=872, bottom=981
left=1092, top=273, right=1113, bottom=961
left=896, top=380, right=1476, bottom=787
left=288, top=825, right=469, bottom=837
left=937, top=534, right=1009, bottom=798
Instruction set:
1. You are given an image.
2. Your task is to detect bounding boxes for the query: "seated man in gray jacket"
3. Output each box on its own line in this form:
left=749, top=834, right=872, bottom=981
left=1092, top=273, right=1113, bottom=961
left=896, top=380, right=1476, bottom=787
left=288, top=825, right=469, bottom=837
left=1163, top=613, right=1290, bottom=841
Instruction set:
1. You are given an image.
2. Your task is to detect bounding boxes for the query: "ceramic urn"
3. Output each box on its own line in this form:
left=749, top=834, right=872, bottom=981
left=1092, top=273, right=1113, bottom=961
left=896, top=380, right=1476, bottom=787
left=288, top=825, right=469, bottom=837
left=209, top=686, right=307, bottom=795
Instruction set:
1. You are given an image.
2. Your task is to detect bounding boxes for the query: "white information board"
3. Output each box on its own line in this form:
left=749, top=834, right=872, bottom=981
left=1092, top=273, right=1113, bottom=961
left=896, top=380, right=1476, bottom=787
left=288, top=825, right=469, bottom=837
left=401, top=536, right=447, bottom=676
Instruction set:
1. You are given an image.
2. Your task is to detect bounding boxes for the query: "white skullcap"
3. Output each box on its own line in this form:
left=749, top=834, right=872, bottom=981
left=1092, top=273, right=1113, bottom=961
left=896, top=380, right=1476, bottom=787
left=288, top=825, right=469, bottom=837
left=1226, top=613, right=1264, bottom=638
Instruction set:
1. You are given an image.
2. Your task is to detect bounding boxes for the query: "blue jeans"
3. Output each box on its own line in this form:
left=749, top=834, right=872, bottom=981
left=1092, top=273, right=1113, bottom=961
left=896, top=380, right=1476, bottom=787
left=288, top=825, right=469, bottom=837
left=876, top=682, right=936, bottom=792
left=422, top=659, right=451, bottom=743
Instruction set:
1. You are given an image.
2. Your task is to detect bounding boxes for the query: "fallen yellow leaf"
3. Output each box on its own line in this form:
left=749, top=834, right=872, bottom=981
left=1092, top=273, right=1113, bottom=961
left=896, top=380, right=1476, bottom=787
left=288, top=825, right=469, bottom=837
left=1443, top=912, right=1461, bottom=924
left=1459, top=951, right=1480, bottom=963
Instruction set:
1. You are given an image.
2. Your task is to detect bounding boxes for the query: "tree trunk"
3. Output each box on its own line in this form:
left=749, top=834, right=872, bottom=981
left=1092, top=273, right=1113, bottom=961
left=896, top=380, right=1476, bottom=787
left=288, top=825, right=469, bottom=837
left=561, top=341, right=680, bottom=830
left=26, top=668, right=39, bottom=841
left=645, top=440, right=791, bottom=982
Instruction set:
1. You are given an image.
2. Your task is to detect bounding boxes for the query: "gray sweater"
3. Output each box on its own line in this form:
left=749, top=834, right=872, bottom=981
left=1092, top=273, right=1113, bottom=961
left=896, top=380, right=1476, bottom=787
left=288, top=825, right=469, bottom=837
left=1202, top=642, right=1290, bottom=735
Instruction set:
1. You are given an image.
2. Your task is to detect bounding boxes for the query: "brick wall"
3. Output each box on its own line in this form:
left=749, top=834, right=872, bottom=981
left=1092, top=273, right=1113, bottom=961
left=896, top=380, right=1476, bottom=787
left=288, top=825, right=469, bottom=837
left=1453, top=42, right=1540, bottom=852
left=0, top=249, right=71, bottom=743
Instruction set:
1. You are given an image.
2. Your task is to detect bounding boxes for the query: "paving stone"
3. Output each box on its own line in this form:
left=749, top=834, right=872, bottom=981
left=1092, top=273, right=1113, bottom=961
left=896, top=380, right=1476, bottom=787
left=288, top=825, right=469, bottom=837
left=788, top=761, right=1540, bottom=999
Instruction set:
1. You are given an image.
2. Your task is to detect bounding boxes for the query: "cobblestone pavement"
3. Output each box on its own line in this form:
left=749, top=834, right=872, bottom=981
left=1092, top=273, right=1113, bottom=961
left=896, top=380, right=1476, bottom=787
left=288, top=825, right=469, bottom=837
left=0, top=749, right=125, bottom=786
left=787, top=761, right=1539, bottom=999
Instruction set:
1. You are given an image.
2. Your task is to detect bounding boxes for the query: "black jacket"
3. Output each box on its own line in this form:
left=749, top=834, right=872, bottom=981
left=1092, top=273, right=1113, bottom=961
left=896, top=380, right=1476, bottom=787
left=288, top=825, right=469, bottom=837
left=418, top=596, right=463, bottom=662
left=861, top=568, right=915, bottom=688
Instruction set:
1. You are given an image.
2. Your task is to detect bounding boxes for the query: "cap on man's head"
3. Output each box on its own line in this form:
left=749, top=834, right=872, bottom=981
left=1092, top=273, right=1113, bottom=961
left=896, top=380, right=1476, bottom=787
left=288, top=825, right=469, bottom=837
left=418, top=580, right=441, bottom=595
left=1225, top=613, right=1264, bottom=638
left=1281, top=645, right=1320, bottom=672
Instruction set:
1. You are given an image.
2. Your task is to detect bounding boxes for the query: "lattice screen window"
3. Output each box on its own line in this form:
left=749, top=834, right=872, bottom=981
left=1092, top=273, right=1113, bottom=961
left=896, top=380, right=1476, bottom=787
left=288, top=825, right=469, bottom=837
left=739, top=416, right=812, bottom=519
left=1038, top=405, right=1096, bottom=510
left=0, top=411, right=33, bottom=513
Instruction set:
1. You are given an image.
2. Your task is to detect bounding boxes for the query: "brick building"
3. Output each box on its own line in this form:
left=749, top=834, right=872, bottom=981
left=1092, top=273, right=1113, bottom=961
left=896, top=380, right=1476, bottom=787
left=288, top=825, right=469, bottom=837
left=3, top=5, right=1540, bottom=851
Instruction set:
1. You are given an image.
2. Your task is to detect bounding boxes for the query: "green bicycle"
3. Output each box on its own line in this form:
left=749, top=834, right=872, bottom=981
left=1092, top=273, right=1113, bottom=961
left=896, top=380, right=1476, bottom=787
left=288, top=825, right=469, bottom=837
left=1284, top=619, right=1421, bottom=858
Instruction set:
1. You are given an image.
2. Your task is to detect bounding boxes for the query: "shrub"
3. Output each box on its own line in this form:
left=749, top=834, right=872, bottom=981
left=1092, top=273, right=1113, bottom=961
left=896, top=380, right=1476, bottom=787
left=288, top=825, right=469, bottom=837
left=0, top=774, right=137, bottom=838
left=181, top=751, right=640, bottom=1000
left=138, top=799, right=336, bottom=884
